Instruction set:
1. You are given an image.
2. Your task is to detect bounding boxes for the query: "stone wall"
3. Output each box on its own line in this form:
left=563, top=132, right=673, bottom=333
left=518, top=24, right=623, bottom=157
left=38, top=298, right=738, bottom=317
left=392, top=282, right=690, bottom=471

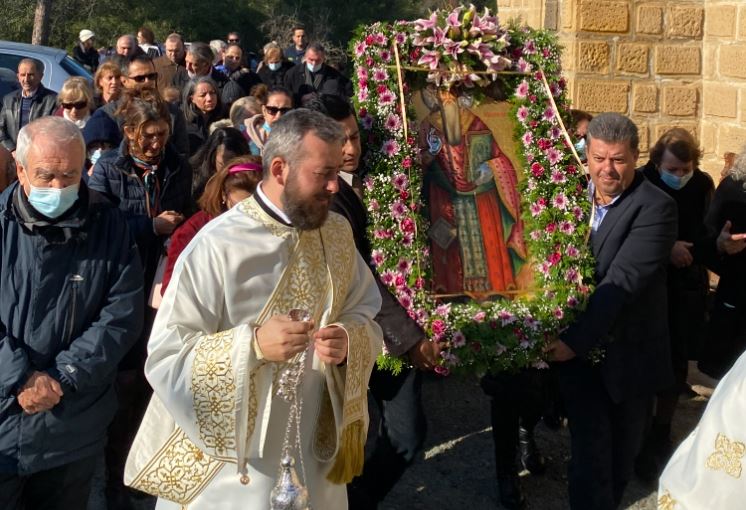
left=497, top=0, right=745, bottom=179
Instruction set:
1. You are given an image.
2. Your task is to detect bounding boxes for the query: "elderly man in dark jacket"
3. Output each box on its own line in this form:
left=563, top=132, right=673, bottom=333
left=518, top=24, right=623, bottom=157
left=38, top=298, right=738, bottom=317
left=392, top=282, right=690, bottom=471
left=0, top=58, right=57, bottom=153
left=0, top=117, right=143, bottom=510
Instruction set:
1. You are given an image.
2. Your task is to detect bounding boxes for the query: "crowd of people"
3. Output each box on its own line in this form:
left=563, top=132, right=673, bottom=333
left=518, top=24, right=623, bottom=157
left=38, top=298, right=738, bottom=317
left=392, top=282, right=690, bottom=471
left=0, top=22, right=744, bottom=510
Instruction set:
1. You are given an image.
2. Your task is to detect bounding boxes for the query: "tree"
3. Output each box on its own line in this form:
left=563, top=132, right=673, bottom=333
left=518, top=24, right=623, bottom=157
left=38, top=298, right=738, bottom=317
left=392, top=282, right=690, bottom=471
left=31, top=0, right=52, bottom=45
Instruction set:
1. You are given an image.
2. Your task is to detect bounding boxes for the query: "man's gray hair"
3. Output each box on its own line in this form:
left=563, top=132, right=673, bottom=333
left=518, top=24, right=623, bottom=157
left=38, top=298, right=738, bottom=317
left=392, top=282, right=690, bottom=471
left=165, top=33, right=183, bottom=44
left=18, top=58, right=43, bottom=74
left=586, top=112, right=639, bottom=153
left=263, top=109, right=345, bottom=177
left=16, top=117, right=85, bottom=168
left=307, top=42, right=325, bottom=54
left=188, top=42, right=215, bottom=65
left=729, top=145, right=746, bottom=185
left=118, top=34, right=137, bottom=48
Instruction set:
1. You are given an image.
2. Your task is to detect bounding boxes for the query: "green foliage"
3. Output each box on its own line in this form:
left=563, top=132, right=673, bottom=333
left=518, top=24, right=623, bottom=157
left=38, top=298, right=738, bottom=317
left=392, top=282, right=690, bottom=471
left=0, top=0, right=452, bottom=54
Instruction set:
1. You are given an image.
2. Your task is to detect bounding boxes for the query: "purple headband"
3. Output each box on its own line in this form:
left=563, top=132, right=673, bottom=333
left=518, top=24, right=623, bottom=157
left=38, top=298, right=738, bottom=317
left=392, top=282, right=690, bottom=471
left=228, top=162, right=263, bottom=174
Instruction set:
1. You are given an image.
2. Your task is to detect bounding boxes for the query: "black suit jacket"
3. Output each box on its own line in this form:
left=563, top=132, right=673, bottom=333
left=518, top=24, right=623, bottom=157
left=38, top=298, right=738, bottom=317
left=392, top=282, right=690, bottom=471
left=283, top=63, right=352, bottom=103
left=331, top=177, right=423, bottom=356
left=560, top=172, right=677, bottom=403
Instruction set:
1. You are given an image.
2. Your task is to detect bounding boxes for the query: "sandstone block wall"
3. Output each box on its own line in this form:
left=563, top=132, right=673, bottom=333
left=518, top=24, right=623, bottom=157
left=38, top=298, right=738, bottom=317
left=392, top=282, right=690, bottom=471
left=497, top=0, right=746, bottom=180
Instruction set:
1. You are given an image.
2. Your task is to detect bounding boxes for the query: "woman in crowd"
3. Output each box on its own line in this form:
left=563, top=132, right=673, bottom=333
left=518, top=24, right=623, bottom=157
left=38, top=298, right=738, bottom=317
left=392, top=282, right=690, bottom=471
left=698, top=148, right=746, bottom=379
left=182, top=77, right=225, bottom=157
left=161, top=155, right=261, bottom=293
left=257, top=43, right=294, bottom=87
left=244, top=85, right=292, bottom=155
left=90, top=90, right=191, bottom=281
left=230, top=96, right=262, bottom=130
left=635, top=128, right=715, bottom=481
left=93, top=60, right=123, bottom=108
left=54, top=77, right=94, bottom=128
left=87, top=89, right=192, bottom=508
left=189, top=126, right=250, bottom=203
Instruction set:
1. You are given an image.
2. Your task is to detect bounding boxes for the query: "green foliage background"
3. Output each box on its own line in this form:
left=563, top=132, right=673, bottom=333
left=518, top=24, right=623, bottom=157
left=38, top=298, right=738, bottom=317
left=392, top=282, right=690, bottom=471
left=0, top=0, right=493, bottom=54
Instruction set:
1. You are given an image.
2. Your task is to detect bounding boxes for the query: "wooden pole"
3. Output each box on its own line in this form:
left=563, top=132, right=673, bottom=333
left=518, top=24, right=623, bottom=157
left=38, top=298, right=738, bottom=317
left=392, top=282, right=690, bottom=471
left=31, top=0, right=52, bottom=46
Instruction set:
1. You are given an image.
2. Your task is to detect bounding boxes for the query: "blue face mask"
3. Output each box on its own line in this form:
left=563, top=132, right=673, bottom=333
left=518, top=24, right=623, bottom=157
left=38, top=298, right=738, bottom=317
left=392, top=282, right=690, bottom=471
left=574, top=137, right=586, bottom=161
left=263, top=122, right=272, bottom=133
left=268, top=62, right=281, bottom=72
left=27, top=182, right=80, bottom=219
left=660, top=169, right=693, bottom=190
left=306, top=62, right=321, bottom=73
left=88, top=148, right=103, bottom=167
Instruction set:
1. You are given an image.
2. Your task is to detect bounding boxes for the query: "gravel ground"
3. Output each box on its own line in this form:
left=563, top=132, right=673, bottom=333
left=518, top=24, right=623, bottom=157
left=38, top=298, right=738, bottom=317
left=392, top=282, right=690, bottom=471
left=379, top=371, right=710, bottom=510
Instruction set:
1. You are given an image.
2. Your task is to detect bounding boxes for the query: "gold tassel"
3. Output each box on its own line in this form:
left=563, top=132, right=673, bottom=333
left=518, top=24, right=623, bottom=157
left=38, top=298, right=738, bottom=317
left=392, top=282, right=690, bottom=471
left=325, top=420, right=365, bottom=484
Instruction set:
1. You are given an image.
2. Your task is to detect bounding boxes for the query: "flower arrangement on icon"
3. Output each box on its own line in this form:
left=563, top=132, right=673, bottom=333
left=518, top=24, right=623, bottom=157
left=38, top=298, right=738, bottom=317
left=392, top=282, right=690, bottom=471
left=351, top=4, right=595, bottom=376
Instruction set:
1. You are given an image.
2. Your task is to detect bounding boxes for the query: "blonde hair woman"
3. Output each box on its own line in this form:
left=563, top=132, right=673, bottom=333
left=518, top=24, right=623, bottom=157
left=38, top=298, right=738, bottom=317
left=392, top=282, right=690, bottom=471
left=54, top=77, right=94, bottom=128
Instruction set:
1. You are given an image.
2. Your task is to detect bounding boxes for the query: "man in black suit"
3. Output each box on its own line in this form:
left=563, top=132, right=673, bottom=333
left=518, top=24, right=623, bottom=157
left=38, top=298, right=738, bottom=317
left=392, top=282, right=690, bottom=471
left=544, top=113, right=677, bottom=509
left=284, top=43, right=352, bottom=103
left=303, top=94, right=439, bottom=509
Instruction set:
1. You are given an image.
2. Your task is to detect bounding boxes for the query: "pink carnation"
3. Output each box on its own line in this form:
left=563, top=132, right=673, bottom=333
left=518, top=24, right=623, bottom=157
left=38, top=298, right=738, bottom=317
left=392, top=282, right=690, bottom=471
left=472, top=311, right=486, bottom=322
left=516, top=106, right=529, bottom=123
left=381, top=139, right=400, bottom=157
left=385, top=113, right=402, bottom=131
left=552, top=192, right=568, bottom=210
left=515, top=80, right=529, bottom=99
left=559, top=220, right=575, bottom=235
left=371, top=249, right=385, bottom=266
left=451, top=331, right=466, bottom=348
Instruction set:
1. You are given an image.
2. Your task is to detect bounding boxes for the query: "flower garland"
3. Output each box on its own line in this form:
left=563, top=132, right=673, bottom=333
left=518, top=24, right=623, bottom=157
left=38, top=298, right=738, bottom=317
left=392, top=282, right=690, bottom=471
left=351, top=8, right=595, bottom=376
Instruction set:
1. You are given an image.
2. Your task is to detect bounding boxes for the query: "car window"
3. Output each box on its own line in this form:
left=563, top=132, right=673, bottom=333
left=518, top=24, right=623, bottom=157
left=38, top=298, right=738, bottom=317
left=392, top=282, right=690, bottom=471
left=59, top=56, right=92, bottom=80
left=0, top=53, right=23, bottom=73
left=0, top=68, right=19, bottom=97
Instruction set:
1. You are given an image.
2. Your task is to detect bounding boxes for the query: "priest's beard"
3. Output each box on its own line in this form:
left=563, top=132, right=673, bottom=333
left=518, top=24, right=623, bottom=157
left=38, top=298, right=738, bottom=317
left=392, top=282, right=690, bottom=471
left=281, top=171, right=332, bottom=230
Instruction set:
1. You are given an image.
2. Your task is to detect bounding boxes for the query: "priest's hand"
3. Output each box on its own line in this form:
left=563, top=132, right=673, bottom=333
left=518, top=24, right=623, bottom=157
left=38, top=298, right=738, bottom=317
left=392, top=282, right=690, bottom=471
left=255, top=315, right=314, bottom=362
left=543, top=339, right=576, bottom=362
left=17, top=371, right=64, bottom=414
left=313, top=326, right=348, bottom=365
left=408, top=339, right=441, bottom=371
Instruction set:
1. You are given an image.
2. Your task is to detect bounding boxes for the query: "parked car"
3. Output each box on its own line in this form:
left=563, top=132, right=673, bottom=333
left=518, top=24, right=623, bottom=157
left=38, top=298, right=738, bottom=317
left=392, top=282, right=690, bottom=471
left=0, top=41, right=92, bottom=93
left=0, top=68, right=19, bottom=98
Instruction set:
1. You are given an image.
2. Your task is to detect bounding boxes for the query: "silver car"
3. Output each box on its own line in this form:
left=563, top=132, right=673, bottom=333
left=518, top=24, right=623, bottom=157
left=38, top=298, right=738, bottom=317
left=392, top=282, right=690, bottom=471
left=0, top=40, right=92, bottom=93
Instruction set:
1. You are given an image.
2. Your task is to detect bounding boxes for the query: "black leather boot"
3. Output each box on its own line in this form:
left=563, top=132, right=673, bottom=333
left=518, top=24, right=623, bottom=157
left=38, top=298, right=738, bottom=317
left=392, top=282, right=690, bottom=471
left=518, top=426, right=546, bottom=475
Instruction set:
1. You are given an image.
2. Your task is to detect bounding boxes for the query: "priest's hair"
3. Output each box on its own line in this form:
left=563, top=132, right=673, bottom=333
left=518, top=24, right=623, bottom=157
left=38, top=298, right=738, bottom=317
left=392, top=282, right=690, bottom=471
left=262, top=108, right=346, bottom=177
left=586, top=112, right=639, bottom=153
left=16, top=116, right=85, bottom=169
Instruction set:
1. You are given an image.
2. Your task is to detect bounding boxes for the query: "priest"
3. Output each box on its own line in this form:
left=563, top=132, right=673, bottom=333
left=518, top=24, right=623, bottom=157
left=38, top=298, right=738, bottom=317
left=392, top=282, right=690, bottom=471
left=658, top=351, right=746, bottom=509
left=124, top=109, right=383, bottom=509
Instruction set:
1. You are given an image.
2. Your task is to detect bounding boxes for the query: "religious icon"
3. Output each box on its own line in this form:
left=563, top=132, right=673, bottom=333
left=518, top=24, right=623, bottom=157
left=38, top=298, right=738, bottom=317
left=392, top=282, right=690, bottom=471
left=415, top=84, right=532, bottom=300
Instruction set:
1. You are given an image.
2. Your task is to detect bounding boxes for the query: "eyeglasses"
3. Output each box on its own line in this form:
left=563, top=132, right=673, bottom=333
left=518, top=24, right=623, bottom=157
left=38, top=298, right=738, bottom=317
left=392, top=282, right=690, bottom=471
left=265, top=105, right=292, bottom=116
left=62, top=101, right=87, bottom=110
left=129, top=72, right=158, bottom=83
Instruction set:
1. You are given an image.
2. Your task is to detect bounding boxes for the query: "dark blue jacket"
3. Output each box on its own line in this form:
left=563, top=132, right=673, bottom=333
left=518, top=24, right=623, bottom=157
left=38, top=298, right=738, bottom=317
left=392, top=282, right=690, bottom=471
left=0, top=181, right=144, bottom=475
left=88, top=141, right=192, bottom=286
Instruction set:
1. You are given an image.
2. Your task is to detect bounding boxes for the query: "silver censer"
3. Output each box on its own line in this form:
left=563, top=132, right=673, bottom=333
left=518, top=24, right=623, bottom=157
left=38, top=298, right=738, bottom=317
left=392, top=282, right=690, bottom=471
left=270, top=308, right=312, bottom=510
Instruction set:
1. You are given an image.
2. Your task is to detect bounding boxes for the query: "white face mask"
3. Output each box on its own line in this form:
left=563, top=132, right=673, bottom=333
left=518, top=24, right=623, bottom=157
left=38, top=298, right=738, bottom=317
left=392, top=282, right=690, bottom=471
left=268, top=62, right=281, bottom=72
left=306, top=62, right=321, bottom=73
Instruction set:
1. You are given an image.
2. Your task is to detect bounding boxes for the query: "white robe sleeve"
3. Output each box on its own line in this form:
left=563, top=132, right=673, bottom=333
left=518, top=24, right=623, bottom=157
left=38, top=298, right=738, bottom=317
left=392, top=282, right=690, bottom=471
left=145, top=238, right=259, bottom=463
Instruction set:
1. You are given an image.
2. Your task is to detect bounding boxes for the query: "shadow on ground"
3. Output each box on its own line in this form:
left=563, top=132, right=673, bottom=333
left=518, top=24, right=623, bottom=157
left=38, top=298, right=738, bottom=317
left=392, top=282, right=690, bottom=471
left=379, top=372, right=708, bottom=510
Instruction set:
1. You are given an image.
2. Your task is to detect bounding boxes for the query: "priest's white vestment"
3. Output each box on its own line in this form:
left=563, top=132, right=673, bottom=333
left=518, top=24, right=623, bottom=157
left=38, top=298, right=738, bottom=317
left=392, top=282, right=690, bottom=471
left=124, top=194, right=383, bottom=509
left=658, top=352, right=746, bottom=509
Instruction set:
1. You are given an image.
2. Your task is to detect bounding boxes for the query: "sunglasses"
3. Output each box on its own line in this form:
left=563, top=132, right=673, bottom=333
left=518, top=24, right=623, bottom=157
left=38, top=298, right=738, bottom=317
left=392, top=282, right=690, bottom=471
left=62, top=101, right=87, bottom=110
left=265, top=105, right=292, bottom=116
left=228, top=39, right=240, bottom=43
left=129, top=72, right=158, bottom=83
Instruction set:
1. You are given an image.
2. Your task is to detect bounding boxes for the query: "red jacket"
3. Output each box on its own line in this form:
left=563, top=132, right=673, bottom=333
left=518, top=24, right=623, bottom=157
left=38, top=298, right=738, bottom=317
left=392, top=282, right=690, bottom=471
left=161, top=210, right=213, bottom=295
